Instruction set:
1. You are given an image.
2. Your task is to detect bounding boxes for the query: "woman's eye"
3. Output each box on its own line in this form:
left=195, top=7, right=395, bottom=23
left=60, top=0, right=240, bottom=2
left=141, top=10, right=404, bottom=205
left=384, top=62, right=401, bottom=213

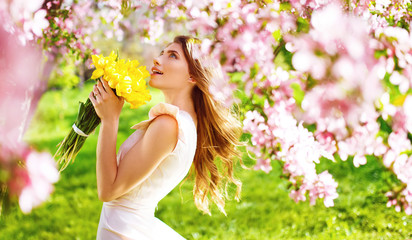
left=170, top=53, right=177, bottom=59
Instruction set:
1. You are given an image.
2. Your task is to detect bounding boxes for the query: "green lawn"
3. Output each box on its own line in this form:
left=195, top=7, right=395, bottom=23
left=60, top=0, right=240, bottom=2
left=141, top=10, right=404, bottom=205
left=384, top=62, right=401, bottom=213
left=0, top=82, right=411, bottom=239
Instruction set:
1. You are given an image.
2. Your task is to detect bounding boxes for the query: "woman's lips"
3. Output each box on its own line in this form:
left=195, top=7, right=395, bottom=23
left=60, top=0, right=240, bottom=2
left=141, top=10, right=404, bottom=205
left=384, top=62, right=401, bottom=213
left=151, top=66, right=163, bottom=75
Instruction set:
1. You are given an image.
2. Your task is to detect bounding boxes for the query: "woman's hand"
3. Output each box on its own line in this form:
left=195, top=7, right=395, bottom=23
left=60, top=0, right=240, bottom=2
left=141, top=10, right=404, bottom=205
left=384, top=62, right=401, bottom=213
left=89, top=79, right=124, bottom=123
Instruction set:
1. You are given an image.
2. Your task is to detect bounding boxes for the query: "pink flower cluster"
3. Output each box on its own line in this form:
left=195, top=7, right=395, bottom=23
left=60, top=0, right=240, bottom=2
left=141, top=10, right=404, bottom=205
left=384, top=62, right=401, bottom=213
left=288, top=0, right=341, bottom=18
left=285, top=4, right=389, bottom=165
left=213, top=2, right=277, bottom=73
left=0, top=0, right=98, bottom=65
left=391, top=153, right=412, bottom=214
left=384, top=130, right=412, bottom=214
left=243, top=93, right=339, bottom=207
left=41, top=0, right=101, bottom=64
left=368, top=0, right=412, bottom=27
left=283, top=2, right=412, bottom=213
left=136, top=1, right=301, bottom=104
left=337, top=114, right=387, bottom=167
left=290, top=170, right=338, bottom=207
left=0, top=145, right=59, bottom=214
left=0, top=0, right=49, bottom=45
left=288, top=3, right=382, bottom=112
left=372, top=23, right=412, bottom=213
left=374, top=26, right=412, bottom=93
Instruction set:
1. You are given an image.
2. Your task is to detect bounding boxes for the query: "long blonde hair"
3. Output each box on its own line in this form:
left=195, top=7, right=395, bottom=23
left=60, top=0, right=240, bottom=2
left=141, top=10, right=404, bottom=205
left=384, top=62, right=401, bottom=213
left=174, top=36, right=243, bottom=215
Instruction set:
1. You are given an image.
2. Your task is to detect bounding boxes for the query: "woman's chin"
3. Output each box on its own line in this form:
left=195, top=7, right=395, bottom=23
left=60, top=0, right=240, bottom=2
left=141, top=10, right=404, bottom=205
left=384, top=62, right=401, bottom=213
left=148, top=79, right=155, bottom=87
left=148, top=79, right=161, bottom=89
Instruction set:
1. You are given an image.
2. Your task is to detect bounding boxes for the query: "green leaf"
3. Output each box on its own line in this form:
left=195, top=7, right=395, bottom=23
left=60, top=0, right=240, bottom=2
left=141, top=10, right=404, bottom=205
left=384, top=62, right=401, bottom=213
left=377, top=116, right=392, bottom=134
left=290, top=82, right=305, bottom=106
left=272, top=29, right=282, bottom=42
left=297, top=17, right=310, bottom=33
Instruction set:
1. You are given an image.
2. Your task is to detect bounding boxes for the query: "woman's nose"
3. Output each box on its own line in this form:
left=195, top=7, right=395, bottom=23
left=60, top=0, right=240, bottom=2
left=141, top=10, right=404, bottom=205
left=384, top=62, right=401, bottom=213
left=153, top=57, right=160, bottom=66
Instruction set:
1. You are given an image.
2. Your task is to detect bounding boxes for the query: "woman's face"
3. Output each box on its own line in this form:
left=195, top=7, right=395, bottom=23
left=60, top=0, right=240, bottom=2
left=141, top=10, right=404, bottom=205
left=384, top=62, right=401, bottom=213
left=149, top=42, right=192, bottom=90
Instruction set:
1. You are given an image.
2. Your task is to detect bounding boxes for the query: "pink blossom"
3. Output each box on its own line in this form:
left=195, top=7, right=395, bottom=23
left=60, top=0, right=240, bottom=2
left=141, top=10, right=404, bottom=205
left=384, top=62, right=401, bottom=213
left=243, top=97, right=338, bottom=207
left=390, top=71, right=410, bottom=93
left=19, top=151, right=59, bottom=214
left=292, top=49, right=328, bottom=79
left=142, top=18, right=164, bottom=44
left=385, top=153, right=412, bottom=215
left=379, top=92, right=397, bottom=120
left=24, top=9, right=49, bottom=37
left=1, top=0, right=46, bottom=44
left=392, top=110, right=408, bottom=132
left=315, top=131, right=337, bottom=158
left=254, top=158, right=272, bottom=173
left=289, top=170, right=339, bottom=207
left=290, top=188, right=307, bottom=203
left=7, top=0, right=44, bottom=23
left=374, top=0, right=391, bottom=12
left=301, top=84, right=376, bottom=132
left=392, top=154, right=412, bottom=185
left=383, top=130, right=412, bottom=168
left=246, top=99, right=338, bottom=207
left=337, top=115, right=387, bottom=165
left=368, top=0, right=411, bottom=28
left=310, top=171, right=339, bottom=207
left=353, top=155, right=367, bottom=168
left=279, top=11, right=296, bottom=33
left=288, top=0, right=339, bottom=18
left=188, top=9, right=217, bottom=35
left=403, top=96, right=412, bottom=133
left=243, top=110, right=272, bottom=148
left=1, top=144, right=59, bottom=214
left=388, top=130, right=411, bottom=154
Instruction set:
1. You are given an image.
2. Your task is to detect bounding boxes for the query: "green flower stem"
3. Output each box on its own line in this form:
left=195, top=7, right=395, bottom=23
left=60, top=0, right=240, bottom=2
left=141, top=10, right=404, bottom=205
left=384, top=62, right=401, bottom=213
left=54, top=97, right=101, bottom=171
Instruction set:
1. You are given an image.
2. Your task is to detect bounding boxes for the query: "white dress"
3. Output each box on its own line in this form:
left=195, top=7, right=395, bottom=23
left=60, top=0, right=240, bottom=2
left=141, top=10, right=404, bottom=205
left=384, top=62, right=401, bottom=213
left=96, top=103, right=197, bottom=240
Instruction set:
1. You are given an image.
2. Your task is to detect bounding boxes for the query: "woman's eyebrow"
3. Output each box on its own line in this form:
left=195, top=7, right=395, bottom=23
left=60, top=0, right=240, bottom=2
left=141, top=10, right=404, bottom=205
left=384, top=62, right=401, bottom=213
left=166, top=50, right=180, bottom=56
left=159, top=49, right=180, bottom=56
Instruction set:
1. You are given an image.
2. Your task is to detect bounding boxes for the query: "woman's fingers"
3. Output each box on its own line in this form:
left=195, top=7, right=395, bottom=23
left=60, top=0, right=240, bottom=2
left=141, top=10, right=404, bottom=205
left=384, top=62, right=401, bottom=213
left=91, top=85, right=103, bottom=103
left=96, top=80, right=106, bottom=94
left=100, top=79, right=107, bottom=92
left=93, top=84, right=99, bottom=93
left=96, top=80, right=118, bottom=100
left=92, top=79, right=121, bottom=106
left=93, top=85, right=101, bottom=99
left=89, top=92, right=97, bottom=105
left=101, top=79, right=114, bottom=96
left=89, top=81, right=123, bottom=120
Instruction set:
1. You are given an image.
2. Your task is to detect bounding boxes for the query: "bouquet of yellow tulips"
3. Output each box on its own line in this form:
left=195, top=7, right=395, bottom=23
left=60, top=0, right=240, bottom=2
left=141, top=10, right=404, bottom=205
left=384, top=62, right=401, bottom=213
left=55, top=51, right=151, bottom=171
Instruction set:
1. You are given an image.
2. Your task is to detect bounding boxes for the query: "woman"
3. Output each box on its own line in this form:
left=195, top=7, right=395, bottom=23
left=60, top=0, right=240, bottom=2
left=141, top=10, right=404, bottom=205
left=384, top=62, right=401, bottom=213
left=90, top=36, right=242, bottom=239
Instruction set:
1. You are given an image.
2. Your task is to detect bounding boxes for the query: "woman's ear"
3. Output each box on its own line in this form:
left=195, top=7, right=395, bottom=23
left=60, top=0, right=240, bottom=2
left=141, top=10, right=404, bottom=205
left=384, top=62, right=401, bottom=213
left=189, top=77, right=196, bottom=84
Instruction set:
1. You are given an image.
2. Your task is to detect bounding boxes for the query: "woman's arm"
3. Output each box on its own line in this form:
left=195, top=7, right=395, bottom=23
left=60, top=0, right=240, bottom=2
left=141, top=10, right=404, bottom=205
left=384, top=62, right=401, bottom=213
left=100, top=115, right=178, bottom=201
left=89, top=80, right=178, bottom=202
left=95, top=118, right=119, bottom=201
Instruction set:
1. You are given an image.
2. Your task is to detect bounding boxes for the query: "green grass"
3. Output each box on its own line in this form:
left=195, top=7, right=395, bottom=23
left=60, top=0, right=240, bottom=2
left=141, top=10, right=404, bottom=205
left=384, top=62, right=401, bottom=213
left=0, top=83, right=411, bottom=239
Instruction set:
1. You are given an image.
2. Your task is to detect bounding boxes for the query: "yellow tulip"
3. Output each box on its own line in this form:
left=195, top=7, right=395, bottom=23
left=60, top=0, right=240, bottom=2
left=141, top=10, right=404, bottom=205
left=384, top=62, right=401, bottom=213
left=91, top=54, right=105, bottom=69
left=107, top=73, right=120, bottom=88
left=104, top=66, right=116, bottom=77
left=91, top=68, right=104, bottom=79
left=123, top=76, right=132, bottom=84
left=108, top=51, right=117, bottom=62
left=130, top=60, right=140, bottom=69
left=138, top=66, right=150, bottom=78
